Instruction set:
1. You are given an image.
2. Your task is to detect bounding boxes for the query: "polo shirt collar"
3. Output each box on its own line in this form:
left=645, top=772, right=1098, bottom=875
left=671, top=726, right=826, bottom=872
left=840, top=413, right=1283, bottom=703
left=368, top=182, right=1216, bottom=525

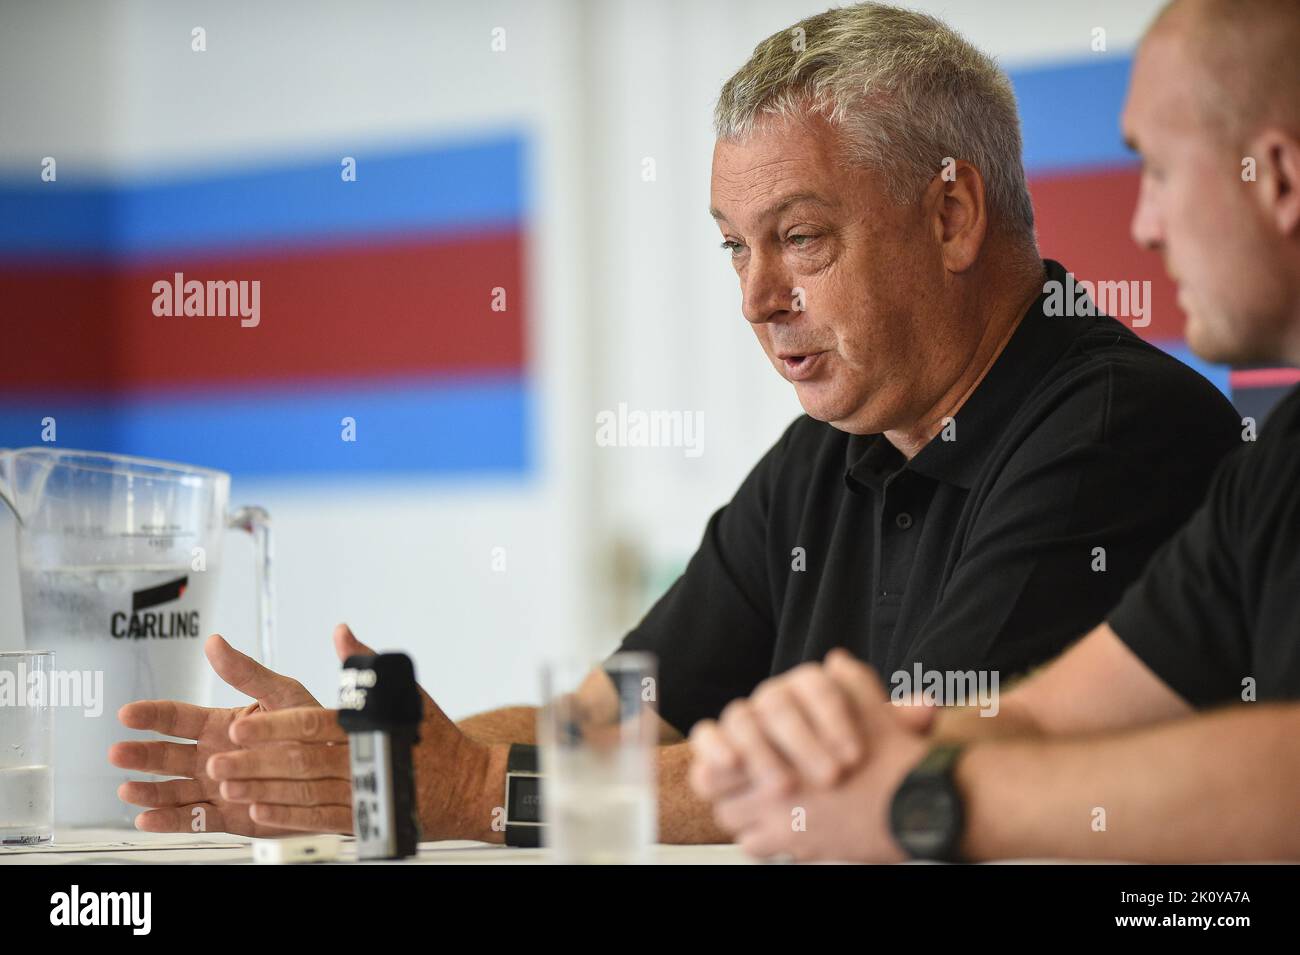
left=844, top=259, right=1083, bottom=492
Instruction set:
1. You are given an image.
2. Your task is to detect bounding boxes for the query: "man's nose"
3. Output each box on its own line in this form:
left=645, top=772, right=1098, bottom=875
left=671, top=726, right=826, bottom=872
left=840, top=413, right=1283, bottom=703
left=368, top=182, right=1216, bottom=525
left=1130, top=179, right=1164, bottom=252
left=740, top=249, right=796, bottom=325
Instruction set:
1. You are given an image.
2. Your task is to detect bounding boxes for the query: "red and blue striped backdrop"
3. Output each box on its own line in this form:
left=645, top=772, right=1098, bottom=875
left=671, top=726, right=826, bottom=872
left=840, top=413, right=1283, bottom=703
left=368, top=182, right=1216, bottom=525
left=0, top=133, right=531, bottom=477
left=1013, top=56, right=1300, bottom=420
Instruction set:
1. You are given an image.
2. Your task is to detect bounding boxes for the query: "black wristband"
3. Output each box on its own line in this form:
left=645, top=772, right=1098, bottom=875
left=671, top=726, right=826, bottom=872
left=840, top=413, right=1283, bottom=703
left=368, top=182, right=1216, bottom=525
left=889, top=742, right=968, bottom=863
left=504, top=743, right=543, bottom=848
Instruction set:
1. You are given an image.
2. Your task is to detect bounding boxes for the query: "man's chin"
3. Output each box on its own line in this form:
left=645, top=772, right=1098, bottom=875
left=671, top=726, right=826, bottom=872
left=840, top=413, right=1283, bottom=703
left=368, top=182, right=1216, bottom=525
left=791, top=381, right=837, bottom=421
left=1186, top=318, right=1264, bottom=367
left=794, top=389, right=878, bottom=434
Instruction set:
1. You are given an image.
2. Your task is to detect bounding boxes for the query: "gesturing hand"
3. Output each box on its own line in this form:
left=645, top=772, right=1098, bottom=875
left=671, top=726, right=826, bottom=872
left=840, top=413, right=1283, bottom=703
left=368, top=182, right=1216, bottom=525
left=110, top=628, right=351, bottom=836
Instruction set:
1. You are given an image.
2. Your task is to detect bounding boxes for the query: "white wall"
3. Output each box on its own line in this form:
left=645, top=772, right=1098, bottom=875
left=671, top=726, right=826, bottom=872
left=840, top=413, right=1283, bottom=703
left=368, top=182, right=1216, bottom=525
left=0, top=0, right=600, bottom=716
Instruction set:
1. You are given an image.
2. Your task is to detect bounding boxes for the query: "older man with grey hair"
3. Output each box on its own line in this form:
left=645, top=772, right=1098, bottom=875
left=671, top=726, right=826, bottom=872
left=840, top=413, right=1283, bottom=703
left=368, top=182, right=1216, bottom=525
left=112, top=2, right=1238, bottom=847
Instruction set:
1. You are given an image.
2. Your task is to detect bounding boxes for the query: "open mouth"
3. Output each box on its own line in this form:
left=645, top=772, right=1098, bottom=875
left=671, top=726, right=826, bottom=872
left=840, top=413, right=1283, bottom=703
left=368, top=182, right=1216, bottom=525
left=781, top=352, right=825, bottom=381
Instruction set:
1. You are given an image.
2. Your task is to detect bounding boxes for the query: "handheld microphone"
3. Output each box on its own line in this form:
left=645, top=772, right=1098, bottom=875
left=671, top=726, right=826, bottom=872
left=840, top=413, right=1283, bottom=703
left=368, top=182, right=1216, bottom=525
left=338, top=653, right=422, bottom=860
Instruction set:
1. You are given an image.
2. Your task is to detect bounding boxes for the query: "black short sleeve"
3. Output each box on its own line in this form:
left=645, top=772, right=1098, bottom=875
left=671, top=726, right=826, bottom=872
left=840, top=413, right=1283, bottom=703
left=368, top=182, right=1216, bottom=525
left=609, top=418, right=799, bottom=735
left=1109, top=386, right=1300, bottom=706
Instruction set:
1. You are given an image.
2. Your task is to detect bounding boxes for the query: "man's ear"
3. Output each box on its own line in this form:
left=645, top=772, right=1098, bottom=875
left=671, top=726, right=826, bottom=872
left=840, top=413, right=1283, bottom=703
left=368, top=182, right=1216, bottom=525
left=1250, top=128, right=1300, bottom=237
left=926, top=158, right=988, bottom=273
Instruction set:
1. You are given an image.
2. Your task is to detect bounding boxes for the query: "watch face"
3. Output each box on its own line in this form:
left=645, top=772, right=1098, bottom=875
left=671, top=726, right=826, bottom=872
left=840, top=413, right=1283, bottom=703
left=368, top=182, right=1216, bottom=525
left=893, top=781, right=961, bottom=859
left=506, top=773, right=543, bottom=824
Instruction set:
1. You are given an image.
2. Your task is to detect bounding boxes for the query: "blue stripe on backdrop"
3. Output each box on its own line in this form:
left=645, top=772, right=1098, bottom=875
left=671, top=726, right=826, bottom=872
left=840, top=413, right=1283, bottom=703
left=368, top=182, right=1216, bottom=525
left=1, top=57, right=1134, bottom=262
left=1009, top=56, right=1136, bottom=175
left=0, top=59, right=1131, bottom=259
left=0, top=376, right=532, bottom=479
left=0, top=57, right=1133, bottom=263
left=0, top=133, right=526, bottom=261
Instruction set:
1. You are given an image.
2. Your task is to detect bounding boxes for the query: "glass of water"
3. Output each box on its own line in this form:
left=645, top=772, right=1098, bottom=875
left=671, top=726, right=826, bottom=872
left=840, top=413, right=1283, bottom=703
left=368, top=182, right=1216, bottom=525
left=539, top=652, right=658, bottom=864
left=0, top=650, right=54, bottom=845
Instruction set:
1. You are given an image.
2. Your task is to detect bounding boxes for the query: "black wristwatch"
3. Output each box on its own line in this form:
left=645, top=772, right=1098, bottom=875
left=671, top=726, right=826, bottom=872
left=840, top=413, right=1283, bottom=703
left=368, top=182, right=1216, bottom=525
left=889, top=743, right=968, bottom=862
left=504, top=744, right=544, bottom=847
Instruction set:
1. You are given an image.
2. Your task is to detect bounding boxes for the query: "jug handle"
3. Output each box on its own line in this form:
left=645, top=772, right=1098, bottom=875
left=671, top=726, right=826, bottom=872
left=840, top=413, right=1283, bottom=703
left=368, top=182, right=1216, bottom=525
left=227, top=506, right=275, bottom=668
left=0, top=448, right=17, bottom=523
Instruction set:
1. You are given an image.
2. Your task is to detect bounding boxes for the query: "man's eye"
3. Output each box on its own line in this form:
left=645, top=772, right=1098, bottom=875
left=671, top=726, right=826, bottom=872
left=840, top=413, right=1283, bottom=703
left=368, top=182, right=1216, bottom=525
left=786, top=234, right=815, bottom=247
left=720, top=240, right=745, bottom=256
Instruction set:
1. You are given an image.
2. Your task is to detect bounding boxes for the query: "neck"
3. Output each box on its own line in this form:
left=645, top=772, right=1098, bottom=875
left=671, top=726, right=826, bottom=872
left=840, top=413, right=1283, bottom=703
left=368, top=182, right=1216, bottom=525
left=884, top=259, right=1045, bottom=460
left=1283, top=299, right=1300, bottom=369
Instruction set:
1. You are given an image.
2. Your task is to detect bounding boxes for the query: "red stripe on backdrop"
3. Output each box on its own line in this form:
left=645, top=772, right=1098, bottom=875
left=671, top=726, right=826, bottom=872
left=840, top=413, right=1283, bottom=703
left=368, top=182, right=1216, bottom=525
left=0, top=228, right=525, bottom=394
left=1230, top=368, right=1300, bottom=389
left=1029, top=166, right=1186, bottom=342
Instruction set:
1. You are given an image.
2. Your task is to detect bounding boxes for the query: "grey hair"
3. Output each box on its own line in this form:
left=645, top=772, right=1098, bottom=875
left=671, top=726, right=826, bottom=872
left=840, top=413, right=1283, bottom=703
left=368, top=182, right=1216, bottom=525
left=715, top=2, right=1036, bottom=240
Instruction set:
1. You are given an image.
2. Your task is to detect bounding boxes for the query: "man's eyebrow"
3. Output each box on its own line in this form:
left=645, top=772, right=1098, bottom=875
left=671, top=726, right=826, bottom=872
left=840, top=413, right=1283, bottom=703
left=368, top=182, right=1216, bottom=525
left=709, top=192, right=836, bottom=223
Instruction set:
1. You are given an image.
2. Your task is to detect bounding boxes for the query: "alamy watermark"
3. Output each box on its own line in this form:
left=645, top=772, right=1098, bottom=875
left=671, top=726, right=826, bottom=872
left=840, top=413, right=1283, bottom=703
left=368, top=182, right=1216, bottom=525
left=50, top=885, right=151, bottom=935
left=1044, top=270, right=1150, bottom=328
left=151, top=271, right=261, bottom=328
left=889, top=663, right=1000, bottom=716
left=0, top=663, right=104, bottom=717
left=595, top=403, right=704, bottom=458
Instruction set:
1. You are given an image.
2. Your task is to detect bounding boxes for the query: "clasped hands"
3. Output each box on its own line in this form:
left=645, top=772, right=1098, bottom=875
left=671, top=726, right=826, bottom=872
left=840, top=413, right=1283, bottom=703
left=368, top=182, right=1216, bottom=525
left=688, top=649, right=937, bottom=862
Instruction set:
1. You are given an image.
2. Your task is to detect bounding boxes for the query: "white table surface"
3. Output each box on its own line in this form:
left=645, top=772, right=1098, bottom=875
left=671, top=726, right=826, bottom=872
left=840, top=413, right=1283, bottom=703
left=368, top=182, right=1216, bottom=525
left=0, top=828, right=756, bottom=865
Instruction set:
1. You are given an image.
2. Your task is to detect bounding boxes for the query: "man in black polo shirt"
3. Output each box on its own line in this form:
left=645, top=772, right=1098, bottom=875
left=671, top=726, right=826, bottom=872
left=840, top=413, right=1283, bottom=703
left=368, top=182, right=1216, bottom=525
left=108, top=2, right=1238, bottom=846
left=690, top=0, right=1300, bottom=862
left=615, top=254, right=1238, bottom=736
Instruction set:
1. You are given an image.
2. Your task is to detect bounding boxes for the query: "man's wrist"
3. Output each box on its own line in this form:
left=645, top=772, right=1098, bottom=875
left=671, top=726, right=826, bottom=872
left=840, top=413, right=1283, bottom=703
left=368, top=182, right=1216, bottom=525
left=953, top=740, right=1018, bottom=862
left=474, top=742, right=511, bottom=843
left=433, top=738, right=509, bottom=844
left=930, top=698, right=1040, bottom=743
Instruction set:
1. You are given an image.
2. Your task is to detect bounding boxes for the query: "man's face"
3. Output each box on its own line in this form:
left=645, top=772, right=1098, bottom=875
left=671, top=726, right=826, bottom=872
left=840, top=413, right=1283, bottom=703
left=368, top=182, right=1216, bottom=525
left=1123, top=29, right=1290, bottom=365
left=709, top=116, right=956, bottom=433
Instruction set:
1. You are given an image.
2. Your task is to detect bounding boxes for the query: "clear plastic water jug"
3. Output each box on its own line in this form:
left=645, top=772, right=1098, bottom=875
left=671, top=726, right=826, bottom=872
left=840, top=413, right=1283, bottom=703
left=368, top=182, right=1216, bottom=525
left=0, top=447, right=273, bottom=827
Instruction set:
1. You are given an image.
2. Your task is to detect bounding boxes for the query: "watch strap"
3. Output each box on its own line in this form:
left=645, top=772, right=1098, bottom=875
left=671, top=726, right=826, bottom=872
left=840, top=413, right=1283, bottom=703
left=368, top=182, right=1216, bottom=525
left=915, top=741, right=966, bottom=777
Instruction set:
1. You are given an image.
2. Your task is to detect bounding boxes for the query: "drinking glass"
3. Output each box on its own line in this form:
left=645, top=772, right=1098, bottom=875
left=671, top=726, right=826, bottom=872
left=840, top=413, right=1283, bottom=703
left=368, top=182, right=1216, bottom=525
left=538, top=651, right=658, bottom=864
left=0, top=650, right=54, bottom=845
